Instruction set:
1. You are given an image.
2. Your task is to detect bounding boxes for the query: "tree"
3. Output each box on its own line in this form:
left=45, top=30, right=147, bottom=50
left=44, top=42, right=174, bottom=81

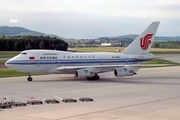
left=0, top=35, right=68, bottom=51
left=6, top=41, right=9, bottom=50
left=14, top=41, right=19, bottom=50
left=39, top=41, right=45, bottom=49
left=154, top=43, right=160, bottom=48
left=25, top=43, right=32, bottom=50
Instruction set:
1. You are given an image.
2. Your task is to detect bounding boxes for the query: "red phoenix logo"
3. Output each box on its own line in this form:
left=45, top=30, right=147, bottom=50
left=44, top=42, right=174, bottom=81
left=140, top=34, right=153, bottom=50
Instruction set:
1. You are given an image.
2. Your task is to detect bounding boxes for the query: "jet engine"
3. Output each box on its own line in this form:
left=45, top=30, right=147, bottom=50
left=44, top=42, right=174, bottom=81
left=114, top=67, right=137, bottom=77
left=75, top=70, right=95, bottom=78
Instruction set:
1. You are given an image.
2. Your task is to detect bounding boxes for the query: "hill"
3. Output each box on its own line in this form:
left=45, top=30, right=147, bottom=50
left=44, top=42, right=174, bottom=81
left=0, top=26, right=45, bottom=36
left=0, top=26, right=60, bottom=38
left=0, top=26, right=179, bottom=41
left=116, top=34, right=180, bottom=41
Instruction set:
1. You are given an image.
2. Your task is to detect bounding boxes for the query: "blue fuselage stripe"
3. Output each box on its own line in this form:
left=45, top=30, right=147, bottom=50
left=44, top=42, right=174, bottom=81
left=6, top=59, right=151, bottom=65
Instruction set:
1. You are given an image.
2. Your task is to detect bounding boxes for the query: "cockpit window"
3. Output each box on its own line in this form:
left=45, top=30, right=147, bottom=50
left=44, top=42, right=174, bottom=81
left=21, top=52, right=27, bottom=55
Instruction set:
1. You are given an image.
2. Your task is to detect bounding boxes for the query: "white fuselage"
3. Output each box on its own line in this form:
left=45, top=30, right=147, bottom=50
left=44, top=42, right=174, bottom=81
left=5, top=50, right=154, bottom=74
left=4, top=21, right=160, bottom=81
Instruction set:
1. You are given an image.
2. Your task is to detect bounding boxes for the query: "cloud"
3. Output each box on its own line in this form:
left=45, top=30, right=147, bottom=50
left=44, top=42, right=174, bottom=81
left=0, top=0, right=179, bottom=38
left=10, top=19, right=18, bottom=23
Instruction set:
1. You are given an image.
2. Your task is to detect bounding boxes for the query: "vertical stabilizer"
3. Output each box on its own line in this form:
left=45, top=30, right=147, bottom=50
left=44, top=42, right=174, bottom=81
left=122, top=21, right=160, bottom=54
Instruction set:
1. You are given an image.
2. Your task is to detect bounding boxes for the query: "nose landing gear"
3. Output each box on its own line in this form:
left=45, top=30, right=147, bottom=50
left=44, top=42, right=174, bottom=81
left=27, top=73, right=33, bottom=81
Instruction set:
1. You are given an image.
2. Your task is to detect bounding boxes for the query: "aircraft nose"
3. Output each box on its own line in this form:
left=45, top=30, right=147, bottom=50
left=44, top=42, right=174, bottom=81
left=5, top=59, right=10, bottom=68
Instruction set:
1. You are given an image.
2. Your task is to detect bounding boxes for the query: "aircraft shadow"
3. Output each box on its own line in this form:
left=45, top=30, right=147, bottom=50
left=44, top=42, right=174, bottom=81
left=34, top=76, right=180, bottom=85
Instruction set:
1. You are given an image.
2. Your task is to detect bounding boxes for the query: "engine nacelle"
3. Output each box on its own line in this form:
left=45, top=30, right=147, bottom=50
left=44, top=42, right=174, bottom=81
left=75, top=70, right=95, bottom=78
left=114, top=68, right=137, bottom=77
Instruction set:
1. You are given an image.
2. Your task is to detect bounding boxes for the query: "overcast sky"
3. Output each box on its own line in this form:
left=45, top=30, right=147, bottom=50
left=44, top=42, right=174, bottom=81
left=0, top=0, right=180, bottom=38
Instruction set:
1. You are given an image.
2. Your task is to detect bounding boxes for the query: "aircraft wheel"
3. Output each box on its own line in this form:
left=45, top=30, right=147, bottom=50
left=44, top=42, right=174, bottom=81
left=27, top=77, right=33, bottom=81
left=92, top=77, right=96, bottom=80
left=94, top=74, right=100, bottom=80
left=87, top=77, right=96, bottom=81
left=96, top=75, right=100, bottom=80
left=87, top=77, right=91, bottom=80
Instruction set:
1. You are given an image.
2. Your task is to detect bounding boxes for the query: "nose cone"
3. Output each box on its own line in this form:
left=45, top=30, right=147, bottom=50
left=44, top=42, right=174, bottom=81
left=5, top=58, right=24, bottom=72
left=5, top=60, right=9, bottom=68
left=5, top=59, right=12, bottom=68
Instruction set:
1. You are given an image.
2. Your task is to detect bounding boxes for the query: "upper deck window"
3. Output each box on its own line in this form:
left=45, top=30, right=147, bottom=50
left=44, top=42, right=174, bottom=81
left=21, top=52, right=27, bottom=55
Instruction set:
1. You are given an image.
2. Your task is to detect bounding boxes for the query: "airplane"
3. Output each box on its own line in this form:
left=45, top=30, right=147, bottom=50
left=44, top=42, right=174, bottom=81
left=5, top=21, right=160, bottom=81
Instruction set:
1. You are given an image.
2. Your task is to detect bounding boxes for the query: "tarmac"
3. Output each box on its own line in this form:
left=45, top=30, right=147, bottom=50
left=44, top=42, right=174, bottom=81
left=0, top=66, right=180, bottom=120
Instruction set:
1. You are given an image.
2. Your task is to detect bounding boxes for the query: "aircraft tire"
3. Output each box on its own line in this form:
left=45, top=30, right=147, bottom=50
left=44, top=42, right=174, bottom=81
left=96, top=75, right=100, bottom=80
left=27, top=77, right=33, bottom=81
left=87, top=76, right=100, bottom=81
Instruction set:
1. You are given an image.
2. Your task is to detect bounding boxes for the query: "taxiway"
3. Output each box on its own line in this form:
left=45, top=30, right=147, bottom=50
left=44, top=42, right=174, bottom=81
left=0, top=66, right=180, bottom=120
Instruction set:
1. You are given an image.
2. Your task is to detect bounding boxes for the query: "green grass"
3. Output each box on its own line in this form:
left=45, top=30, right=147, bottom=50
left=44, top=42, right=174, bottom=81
left=144, top=58, right=180, bottom=68
left=0, top=69, right=41, bottom=78
left=72, top=47, right=180, bottom=54
left=0, top=60, right=6, bottom=64
left=146, top=58, right=179, bottom=64
left=72, top=47, right=125, bottom=52
left=0, top=69, right=27, bottom=78
left=0, top=51, right=20, bottom=58
left=151, top=48, right=180, bottom=54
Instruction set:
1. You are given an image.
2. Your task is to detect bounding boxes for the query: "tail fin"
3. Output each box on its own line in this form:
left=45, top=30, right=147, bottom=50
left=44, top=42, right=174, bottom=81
left=122, top=21, right=160, bottom=54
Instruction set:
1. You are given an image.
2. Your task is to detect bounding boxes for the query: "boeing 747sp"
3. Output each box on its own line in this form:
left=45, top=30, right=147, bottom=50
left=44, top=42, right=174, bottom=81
left=5, top=21, right=160, bottom=81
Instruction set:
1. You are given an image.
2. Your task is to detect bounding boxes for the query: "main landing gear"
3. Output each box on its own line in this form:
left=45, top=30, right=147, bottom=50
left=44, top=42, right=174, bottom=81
left=27, top=73, right=33, bottom=81
left=87, top=74, right=100, bottom=80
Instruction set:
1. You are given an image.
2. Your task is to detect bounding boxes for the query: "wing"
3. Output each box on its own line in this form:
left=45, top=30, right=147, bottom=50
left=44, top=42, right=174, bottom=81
left=56, top=64, right=170, bottom=74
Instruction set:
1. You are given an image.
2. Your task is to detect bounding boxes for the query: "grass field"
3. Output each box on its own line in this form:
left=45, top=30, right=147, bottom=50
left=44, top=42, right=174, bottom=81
left=0, top=51, right=20, bottom=58
left=0, top=60, right=6, bottom=64
left=71, top=47, right=180, bottom=54
left=71, top=47, right=125, bottom=52
left=145, top=58, right=179, bottom=65
left=0, top=48, right=180, bottom=58
left=0, top=69, right=27, bottom=78
left=150, top=48, right=180, bottom=54
left=0, top=69, right=42, bottom=78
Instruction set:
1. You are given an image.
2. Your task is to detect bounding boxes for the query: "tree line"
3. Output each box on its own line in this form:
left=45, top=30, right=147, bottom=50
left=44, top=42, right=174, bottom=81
left=152, top=41, right=180, bottom=49
left=1, top=35, right=180, bottom=51
left=0, top=36, right=68, bottom=51
left=67, top=38, right=180, bottom=49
